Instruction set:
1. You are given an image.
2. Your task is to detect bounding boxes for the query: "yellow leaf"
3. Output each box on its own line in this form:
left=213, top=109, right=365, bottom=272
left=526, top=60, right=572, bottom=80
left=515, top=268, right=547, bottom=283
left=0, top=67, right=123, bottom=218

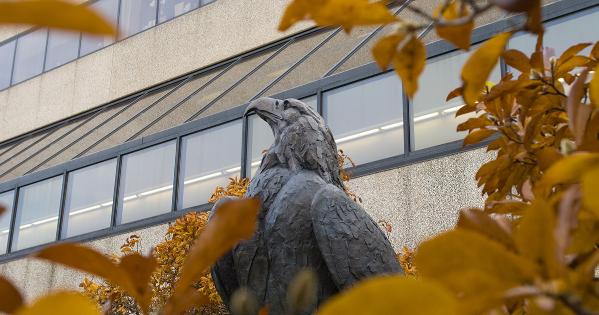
left=581, top=165, right=599, bottom=216
left=513, top=200, right=562, bottom=277
left=591, top=41, right=599, bottom=59
left=166, top=198, right=260, bottom=313
left=119, top=254, right=158, bottom=313
left=15, top=291, right=100, bottom=315
left=0, top=276, right=23, bottom=313
left=461, top=32, right=512, bottom=105
left=392, top=35, right=425, bottom=97
left=457, top=117, right=492, bottom=132
left=278, top=0, right=321, bottom=32
left=35, top=243, right=153, bottom=313
left=0, top=0, right=115, bottom=35
left=312, top=0, right=396, bottom=33
left=279, top=0, right=396, bottom=32
left=540, top=153, right=599, bottom=191
left=491, top=0, right=538, bottom=12
left=446, top=87, right=463, bottom=101
left=457, top=208, right=515, bottom=250
left=502, top=49, right=531, bottom=74
left=434, top=1, right=473, bottom=50
left=463, top=128, right=495, bottom=146
left=590, top=64, right=599, bottom=108
left=557, top=43, right=591, bottom=66
left=316, top=276, right=458, bottom=315
left=372, top=34, right=404, bottom=70
left=415, top=229, right=538, bottom=286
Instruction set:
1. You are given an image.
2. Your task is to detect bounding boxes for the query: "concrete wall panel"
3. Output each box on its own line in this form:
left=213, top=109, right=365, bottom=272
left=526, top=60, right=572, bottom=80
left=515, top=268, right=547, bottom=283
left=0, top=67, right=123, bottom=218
left=0, top=0, right=311, bottom=142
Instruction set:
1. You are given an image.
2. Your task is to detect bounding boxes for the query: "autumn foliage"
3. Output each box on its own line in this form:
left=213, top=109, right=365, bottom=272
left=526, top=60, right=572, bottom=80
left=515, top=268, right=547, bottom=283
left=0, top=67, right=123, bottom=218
left=80, top=214, right=227, bottom=315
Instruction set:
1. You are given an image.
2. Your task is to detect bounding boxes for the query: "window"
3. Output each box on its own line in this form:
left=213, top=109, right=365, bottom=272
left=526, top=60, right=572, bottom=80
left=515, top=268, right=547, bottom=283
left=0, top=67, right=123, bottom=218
left=118, top=141, right=176, bottom=224
left=12, top=29, right=47, bottom=84
left=246, top=114, right=272, bottom=177
left=246, top=96, right=317, bottom=177
left=509, top=6, right=599, bottom=57
left=158, top=0, right=199, bottom=23
left=0, top=40, right=15, bottom=90
left=12, top=176, right=63, bottom=251
left=80, top=0, right=119, bottom=56
left=63, top=159, right=117, bottom=238
left=323, top=73, right=404, bottom=165
left=412, top=49, right=502, bottom=150
left=45, top=30, right=80, bottom=71
left=0, top=190, right=14, bottom=254
left=119, top=0, right=158, bottom=38
left=179, top=121, right=242, bottom=208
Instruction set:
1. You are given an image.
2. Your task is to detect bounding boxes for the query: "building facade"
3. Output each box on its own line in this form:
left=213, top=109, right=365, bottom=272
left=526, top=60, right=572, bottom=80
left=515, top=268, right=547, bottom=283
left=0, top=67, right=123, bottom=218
left=0, top=0, right=596, bottom=301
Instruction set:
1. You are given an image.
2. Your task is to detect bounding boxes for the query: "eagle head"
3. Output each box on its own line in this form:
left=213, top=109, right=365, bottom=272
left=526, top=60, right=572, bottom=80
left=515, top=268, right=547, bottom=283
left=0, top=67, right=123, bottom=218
left=245, top=97, right=344, bottom=188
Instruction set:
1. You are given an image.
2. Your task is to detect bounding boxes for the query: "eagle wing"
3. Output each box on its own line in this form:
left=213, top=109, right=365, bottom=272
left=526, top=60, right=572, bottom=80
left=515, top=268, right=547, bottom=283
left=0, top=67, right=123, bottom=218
left=310, top=184, right=402, bottom=289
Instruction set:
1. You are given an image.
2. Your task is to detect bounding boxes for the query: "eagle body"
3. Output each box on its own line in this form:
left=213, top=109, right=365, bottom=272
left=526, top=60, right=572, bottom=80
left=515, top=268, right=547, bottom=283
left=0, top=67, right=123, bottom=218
left=212, top=98, right=401, bottom=314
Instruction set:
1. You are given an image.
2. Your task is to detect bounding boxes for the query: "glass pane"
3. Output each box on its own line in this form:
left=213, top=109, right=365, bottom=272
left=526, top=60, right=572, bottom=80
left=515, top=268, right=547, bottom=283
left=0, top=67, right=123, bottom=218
left=323, top=72, right=404, bottom=165
left=83, top=88, right=172, bottom=156
left=0, top=40, right=15, bottom=90
left=0, top=190, right=15, bottom=254
left=189, top=50, right=278, bottom=121
left=158, top=0, right=199, bottom=23
left=412, top=49, right=502, bottom=150
left=509, top=6, right=599, bottom=57
left=263, top=27, right=373, bottom=97
left=64, top=159, right=117, bottom=237
left=118, top=141, right=175, bottom=224
left=302, top=95, right=317, bottom=111
left=119, top=0, right=158, bottom=38
left=132, top=67, right=224, bottom=139
left=45, top=30, right=80, bottom=71
left=332, top=7, right=429, bottom=75
left=246, top=114, right=272, bottom=177
left=12, top=29, right=47, bottom=84
left=12, top=176, right=63, bottom=251
left=179, top=120, right=242, bottom=209
left=80, top=0, right=119, bottom=56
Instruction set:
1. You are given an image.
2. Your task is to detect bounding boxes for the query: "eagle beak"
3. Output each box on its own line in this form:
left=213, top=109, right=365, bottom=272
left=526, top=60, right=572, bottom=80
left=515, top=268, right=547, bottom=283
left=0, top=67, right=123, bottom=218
left=245, top=97, right=282, bottom=123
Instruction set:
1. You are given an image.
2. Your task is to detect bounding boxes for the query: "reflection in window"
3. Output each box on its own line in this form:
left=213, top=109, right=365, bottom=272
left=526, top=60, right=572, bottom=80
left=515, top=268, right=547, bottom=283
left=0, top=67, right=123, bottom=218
left=0, top=41, right=15, bottom=90
left=12, top=176, right=63, bottom=251
left=0, top=190, right=14, bottom=254
left=246, top=96, right=317, bottom=176
left=412, top=49, right=501, bottom=150
left=118, top=141, right=176, bottom=224
left=12, top=29, right=47, bottom=84
left=45, top=30, right=80, bottom=71
left=246, top=114, right=272, bottom=177
left=323, top=73, right=404, bottom=165
left=509, top=6, right=599, bottom=57
left=80, top=0, right=119, bottom=56
left=179, top=121, right=242, bottom=208
left=158, top=0, right=199, bottom=23
left=119, top=0, right=158, bottom=38
left=64, top=159, right=117, bottom=237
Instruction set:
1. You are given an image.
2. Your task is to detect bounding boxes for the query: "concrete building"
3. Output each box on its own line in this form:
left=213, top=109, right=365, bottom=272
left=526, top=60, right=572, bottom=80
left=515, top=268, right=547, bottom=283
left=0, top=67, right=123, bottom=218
left=0, top=0, right=596, bottom=301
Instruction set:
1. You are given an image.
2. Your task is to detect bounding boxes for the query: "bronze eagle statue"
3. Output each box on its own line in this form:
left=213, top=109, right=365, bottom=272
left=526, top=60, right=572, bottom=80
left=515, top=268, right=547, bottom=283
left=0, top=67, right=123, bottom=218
left=211, top=97, right=401, bottom=314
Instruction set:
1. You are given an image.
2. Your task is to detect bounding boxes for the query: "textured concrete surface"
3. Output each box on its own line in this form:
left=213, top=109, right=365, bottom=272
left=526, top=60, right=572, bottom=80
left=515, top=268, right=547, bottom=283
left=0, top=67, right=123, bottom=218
left=0, top=0, right=311, bottom=142
left=348, top=148, right=493, bottom=250
left=0, top=148, right=492, bottom=302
